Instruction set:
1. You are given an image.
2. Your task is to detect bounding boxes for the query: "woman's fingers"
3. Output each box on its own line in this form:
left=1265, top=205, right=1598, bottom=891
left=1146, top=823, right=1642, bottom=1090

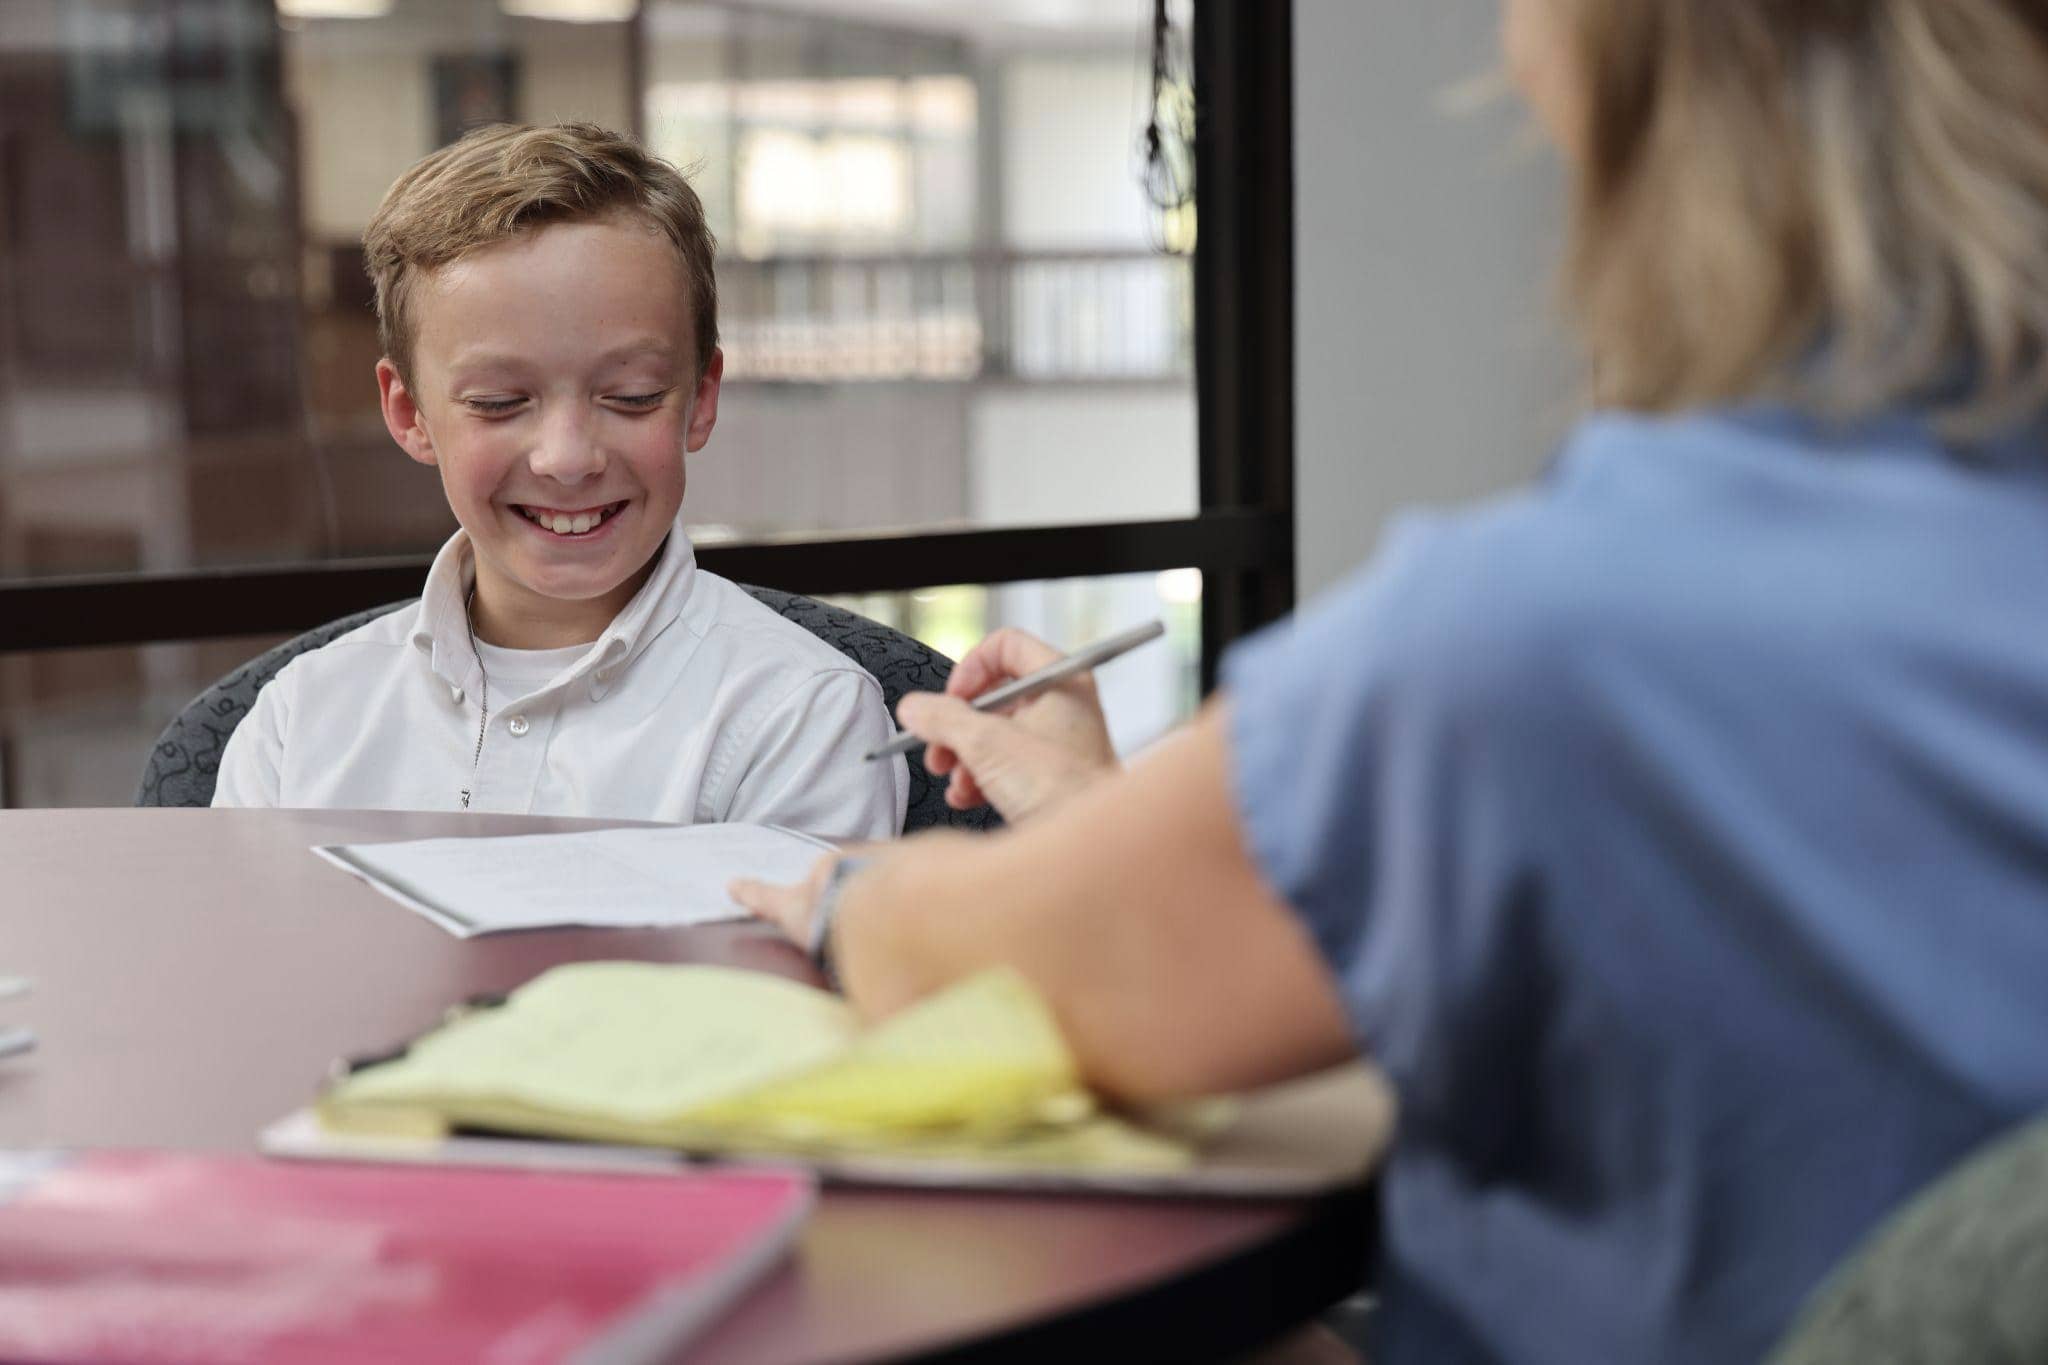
left=728, top=852, right=841, bottom=943
left=946, top=768, right=988, bottom=809
left=727, top=875, right=809, bottom=939
left=897, top=693, right=1009, bottom=768
left=895, top=690, right=1113, bottom=822
left=945, top=628, right=1067, bottom=702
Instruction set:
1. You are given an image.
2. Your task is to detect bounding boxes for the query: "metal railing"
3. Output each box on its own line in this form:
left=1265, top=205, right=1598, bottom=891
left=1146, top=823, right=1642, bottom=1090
left=716, top=248, right=1192, bottom=384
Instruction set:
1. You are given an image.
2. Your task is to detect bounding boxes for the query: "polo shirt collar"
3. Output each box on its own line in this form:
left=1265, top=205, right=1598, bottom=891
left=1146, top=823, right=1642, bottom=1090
left=408, top=515, right=699, bottom=699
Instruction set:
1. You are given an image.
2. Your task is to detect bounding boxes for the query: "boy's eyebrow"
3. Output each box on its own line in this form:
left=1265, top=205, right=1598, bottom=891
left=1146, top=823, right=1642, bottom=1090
left=444, top=350, right=528, bottom=374
left=595, top=339, right=682, bottom=365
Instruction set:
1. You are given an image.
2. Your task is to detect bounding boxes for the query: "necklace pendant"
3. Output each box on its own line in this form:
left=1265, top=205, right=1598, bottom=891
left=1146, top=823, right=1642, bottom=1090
left=459, top=789, right=471, bottom=810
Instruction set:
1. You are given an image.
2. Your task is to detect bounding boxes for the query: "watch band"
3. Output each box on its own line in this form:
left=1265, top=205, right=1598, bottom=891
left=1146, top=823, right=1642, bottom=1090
left=808, top=855, right=871, bottom=988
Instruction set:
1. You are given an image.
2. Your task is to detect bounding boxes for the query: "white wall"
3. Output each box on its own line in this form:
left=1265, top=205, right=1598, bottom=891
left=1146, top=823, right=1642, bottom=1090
left=687, top=381, right=970, bottom=533
left=966, top=386, right=1196, bottom=525
left=999, top=56, right=1155, bottom=249
left=1291, top=0, right=1575, bottom=596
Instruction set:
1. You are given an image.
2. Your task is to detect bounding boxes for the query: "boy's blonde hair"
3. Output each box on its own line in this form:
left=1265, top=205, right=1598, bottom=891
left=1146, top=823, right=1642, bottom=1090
left=363, top=121, right=717, bottom=382
left=1559, top=0, right=2048, bottom=432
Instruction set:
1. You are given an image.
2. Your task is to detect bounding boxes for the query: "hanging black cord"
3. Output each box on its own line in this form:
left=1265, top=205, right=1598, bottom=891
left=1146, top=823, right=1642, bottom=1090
left=1141, top=0, right=1196, bottom=244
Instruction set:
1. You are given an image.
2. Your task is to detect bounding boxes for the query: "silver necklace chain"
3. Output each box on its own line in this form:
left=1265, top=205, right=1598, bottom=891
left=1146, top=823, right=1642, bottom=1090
left=460, top=588, right=489, bottom=810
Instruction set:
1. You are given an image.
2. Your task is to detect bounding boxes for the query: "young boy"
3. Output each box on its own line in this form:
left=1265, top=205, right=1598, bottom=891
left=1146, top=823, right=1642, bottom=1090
left=213, top=123, right=907, bottom=840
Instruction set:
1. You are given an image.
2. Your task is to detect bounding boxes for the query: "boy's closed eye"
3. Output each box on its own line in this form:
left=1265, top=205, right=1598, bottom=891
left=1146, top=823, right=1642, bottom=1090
left=607, top=389, right=671, bottom=410
left=463, top=395, right=527, bottom=416
left=459, top=390, right=671, bottom=417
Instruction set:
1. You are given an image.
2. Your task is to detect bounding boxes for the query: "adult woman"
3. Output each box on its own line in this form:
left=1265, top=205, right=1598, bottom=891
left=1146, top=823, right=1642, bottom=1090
left=736, top=1, right=2048, bottom=1359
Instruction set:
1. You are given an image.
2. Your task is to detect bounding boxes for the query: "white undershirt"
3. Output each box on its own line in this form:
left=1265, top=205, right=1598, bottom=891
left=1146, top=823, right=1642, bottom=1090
left=470, top=639, right=589, bottom=697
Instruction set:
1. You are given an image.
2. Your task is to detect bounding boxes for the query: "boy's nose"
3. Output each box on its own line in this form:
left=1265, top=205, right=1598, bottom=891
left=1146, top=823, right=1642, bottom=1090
left=527, top=416, right=606, bottom=484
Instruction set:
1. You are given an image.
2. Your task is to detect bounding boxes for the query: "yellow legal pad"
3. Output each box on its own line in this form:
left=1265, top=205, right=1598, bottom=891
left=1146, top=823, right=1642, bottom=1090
left=317, top=963, right=1199, bottom=1173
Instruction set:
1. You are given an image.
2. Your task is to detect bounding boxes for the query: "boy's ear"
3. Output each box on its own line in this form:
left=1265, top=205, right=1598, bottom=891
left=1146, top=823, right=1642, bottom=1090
left=376, top=358, right=438, bottom=468
left=684, top=347, right=724, bottom=455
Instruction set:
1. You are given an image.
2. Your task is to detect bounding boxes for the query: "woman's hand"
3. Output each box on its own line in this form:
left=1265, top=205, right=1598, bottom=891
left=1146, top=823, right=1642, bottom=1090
left=903, top=628, right=1121, bottom=822
left=729, top=851, right=841, bottom=949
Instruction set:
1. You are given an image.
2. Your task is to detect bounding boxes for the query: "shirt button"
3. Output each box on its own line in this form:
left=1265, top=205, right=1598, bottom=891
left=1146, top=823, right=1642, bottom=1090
left=507, top=715, right=530, bottom=737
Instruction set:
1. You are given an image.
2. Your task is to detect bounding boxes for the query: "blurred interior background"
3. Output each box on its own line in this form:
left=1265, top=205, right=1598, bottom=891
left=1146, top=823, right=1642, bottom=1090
left=0, top=0, right=1206, bottom=805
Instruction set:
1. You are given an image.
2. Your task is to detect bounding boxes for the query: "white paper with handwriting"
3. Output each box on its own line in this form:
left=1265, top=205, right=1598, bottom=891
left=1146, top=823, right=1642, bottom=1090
left=313, top=823, right=835, bottom=938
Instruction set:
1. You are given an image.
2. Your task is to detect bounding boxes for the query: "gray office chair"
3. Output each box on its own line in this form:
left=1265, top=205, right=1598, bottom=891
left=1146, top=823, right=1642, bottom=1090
left=1766, top=1115, right=2048, bottom=1365
left=135, top=588, right=1000, bottom=835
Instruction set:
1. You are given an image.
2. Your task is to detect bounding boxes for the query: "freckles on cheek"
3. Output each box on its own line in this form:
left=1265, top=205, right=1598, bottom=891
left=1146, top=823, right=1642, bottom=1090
left=454, top=424, right=523, bottom=465
left=629, top=413, right=692, bottom=456
left=440, top=435, right=522, bottom=508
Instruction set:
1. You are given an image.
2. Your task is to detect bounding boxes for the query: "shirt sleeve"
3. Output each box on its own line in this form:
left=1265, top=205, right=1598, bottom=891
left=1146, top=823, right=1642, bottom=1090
left=1219, top=512, right=1551, bottom=1092
left=720, top=667, right=908, bottom=841
left=210, top=666, right=292, bottom=808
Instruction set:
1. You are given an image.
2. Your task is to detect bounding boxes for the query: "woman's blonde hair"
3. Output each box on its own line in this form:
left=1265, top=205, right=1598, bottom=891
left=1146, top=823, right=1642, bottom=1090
left=1559, top=0, right=2048, bottom=432
left=363, top=122, right=717, bottom=381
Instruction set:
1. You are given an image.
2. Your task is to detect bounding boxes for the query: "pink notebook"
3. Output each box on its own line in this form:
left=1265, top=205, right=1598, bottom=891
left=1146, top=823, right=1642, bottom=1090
left=0, top=1150, right=812, bottom=1364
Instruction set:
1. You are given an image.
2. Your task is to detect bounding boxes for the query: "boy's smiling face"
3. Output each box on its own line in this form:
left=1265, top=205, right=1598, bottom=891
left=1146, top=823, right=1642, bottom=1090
left=377, top=213, right=721, bottom=649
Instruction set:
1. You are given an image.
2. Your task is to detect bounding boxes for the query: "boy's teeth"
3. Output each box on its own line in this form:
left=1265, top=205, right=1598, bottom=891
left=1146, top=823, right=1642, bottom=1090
left=522, top=504, right=616, bottom=534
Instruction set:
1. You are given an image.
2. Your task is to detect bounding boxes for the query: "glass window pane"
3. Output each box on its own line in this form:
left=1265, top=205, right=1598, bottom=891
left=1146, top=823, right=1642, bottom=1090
left=0, top=0, right=1194, bottom=588
left=820, top=569, right=1201, bottom=757
left=650, top=2, right=1196, bottom=536
left=0, top=635, right=291, bottom=808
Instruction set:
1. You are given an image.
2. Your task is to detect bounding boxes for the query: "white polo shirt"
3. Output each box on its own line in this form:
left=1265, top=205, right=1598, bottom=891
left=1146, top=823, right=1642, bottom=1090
left=212, top=521, right=908, bottom=840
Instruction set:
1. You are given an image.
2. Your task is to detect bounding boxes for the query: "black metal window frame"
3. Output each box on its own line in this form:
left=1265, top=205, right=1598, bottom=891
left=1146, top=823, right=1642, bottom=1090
left=0, top=0, right=1293, bottom=691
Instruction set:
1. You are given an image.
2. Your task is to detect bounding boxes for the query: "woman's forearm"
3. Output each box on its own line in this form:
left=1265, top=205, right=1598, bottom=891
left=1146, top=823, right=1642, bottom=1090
left=830, top=829, right=1007, bottom=1018
left=831, top=704, right=1359, bottom=1103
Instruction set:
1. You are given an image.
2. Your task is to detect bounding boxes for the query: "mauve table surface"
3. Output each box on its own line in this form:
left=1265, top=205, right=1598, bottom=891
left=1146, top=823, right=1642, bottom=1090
left=0, top=808, right=1375, bottom=1363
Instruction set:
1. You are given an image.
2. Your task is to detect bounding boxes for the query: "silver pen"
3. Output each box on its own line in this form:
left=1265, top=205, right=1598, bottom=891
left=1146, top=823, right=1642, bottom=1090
left=865, top=619, right=1167, bottom=761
